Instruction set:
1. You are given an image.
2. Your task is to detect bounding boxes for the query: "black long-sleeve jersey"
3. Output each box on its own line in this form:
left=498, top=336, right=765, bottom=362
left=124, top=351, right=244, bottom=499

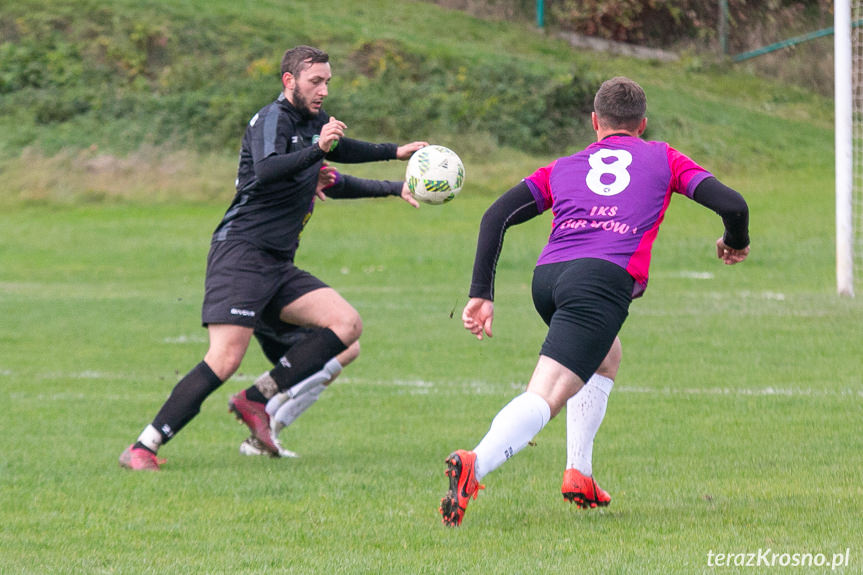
left=324, top=173, right=403, bottom=199
left=212, top=93, right=399, bottom=260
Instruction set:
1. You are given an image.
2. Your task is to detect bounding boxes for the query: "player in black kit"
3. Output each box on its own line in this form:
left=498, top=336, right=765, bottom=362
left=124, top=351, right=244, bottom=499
left=120, top=45, right=427, bottom=470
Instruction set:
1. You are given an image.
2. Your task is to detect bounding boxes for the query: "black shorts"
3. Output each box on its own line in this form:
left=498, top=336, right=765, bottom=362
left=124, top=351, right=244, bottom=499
left=531, top=258, right=634, bottom=383
left=201, top=240, right=328, bottom=328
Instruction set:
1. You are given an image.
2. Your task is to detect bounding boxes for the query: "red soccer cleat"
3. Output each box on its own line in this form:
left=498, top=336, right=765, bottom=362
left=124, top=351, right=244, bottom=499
left=561, top=468, right=611, bottom=509
left=439, top=450, right=485, bottom=527
left=118, top=444, right=165, bottom=471
left=228, top=390, right=280, bottom=456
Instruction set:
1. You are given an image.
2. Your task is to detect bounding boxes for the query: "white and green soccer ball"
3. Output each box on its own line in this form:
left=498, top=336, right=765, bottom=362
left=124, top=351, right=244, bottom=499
left=405, top=145, right=465, bottom=205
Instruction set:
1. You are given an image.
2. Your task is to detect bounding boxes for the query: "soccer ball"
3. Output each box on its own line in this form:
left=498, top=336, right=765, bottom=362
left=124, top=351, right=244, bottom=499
left=405, top=145, right=465, bottom=205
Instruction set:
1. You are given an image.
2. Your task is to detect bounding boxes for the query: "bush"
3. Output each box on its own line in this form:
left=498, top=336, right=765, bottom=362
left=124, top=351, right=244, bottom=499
left=425, top=0, right=833, bottom=51
left=337, top=40, right=598, bottom=153
left=0, top=12, right=598, bottom=155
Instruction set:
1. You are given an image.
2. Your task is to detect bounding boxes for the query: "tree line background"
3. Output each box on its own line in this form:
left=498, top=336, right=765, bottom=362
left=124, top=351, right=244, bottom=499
left=428, top=0, right=836, bottom=94
left=0, top=0, right=835, bottom=166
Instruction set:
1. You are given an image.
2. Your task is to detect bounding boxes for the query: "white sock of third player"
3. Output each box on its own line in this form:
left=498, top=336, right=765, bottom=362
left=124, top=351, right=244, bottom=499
left=267, top=357, right=343, bottom=435
left=271, top=382, right=326, bottom=434
left=473, top=391, right=551, bottom=481
left=266, top=357, right=343, bottom=418
left=566, top=373, right=614, bottom=476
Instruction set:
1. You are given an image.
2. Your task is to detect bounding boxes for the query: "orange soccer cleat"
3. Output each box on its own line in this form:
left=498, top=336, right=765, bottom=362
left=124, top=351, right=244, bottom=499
left=561, top=468, right=611, bottom=509
left=439, top=450, right=485, bottom=527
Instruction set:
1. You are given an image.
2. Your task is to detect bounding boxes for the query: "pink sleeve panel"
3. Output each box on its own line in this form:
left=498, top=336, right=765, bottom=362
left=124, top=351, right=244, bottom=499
left=524, top=160, right=557, bottom=212
left=666, top=145, right=712, bottom=198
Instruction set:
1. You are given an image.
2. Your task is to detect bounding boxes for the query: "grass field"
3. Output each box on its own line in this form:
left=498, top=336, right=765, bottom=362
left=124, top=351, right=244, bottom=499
left=2, top=181, right=862, bottom=573
left=2, top=1, right=863, bottom=573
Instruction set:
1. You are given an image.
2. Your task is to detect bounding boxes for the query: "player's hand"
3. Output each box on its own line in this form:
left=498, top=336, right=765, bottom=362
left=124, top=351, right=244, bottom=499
left=315, top=164, right=339, bottom=201
left=716, top=237, right=750, bottom=265
left=399, top=181, right=420, bottom=208
left=319, top=117, right=346, bottom=153
left=396, top=141, right=428, bottom=160
left=462, top=297, right=494, bottom=340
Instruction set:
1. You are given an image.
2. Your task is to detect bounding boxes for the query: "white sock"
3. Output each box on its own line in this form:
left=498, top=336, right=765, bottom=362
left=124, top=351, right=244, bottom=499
left=272, top=382, right=326, bottom=433
left=137, top=424, right=164, bottom=453
left=566, top=374, right=614, bottom=476
left=266, top=357, right=342, bottom=417
left=473, top=391, right=551, bottom=480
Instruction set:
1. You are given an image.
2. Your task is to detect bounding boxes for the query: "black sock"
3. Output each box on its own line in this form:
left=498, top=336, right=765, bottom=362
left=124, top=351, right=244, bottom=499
left=133, top=442, right=156, bottom=455
left=151, top=361, right=223, bottom=443
left=268, top=327, right=347, bottom=393
left=244, top=385, right=268, bottom=403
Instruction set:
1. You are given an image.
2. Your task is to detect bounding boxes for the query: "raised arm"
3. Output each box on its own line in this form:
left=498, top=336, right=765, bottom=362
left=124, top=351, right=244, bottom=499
left=255, top=146, right=327, bottom=186
left=248, top=112, right=330, bottom=187
left=325, top=136, right=398, bottom=164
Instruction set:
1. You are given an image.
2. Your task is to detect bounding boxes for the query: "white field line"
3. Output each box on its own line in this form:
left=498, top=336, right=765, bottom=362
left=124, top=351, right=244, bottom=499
left=614, top=385, right=863, bottom=398
left=162, top=334, right=208, bottom=344
left=3, top=370, right=861, bottom=399
left=657, top=270, right=715, bottom=280
left=336, top=378, right=863, bottom=399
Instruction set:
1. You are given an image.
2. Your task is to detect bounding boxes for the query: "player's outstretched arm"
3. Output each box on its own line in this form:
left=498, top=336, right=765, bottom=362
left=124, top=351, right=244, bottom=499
left=317, top=165, right=417, bottom=207
left=462, top=297, right=494, bottom=340
left=396, top=141, right=429, bottom=160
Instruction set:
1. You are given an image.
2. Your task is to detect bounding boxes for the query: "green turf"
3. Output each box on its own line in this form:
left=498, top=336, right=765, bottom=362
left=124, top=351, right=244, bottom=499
left=1, top=185, right=861, bottom=573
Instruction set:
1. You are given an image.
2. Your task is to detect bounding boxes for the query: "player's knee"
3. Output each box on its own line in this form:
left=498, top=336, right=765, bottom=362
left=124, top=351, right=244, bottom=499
left=332, top=311, right=362, bottom=344
left=203, top=349, right=244, bottom=381
left=348, top=314, right=363, bottom=341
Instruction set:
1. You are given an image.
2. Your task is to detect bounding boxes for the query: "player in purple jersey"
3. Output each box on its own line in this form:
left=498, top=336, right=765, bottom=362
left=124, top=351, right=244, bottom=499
left=119, top=46, right=427, bottom=471
left=439, top=76, right=749, bottom=526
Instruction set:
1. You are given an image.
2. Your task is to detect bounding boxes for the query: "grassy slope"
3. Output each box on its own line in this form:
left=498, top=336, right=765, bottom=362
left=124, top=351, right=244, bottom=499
left=1, top=1, right=862, bottom=574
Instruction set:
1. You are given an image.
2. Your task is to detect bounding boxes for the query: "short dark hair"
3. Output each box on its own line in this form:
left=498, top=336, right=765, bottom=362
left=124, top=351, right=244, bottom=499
left=593, top=77, right=647, bottom=131
left=280, top=45, right=329, bottom=78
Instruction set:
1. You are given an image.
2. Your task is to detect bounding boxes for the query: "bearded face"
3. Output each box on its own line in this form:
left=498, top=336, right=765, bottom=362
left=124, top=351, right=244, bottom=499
left=286, top=61, right=331, bottom=118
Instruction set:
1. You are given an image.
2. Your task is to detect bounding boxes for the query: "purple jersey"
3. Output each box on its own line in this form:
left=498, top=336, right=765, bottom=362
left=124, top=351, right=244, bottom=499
left=524, top=135, right=712, bottom=297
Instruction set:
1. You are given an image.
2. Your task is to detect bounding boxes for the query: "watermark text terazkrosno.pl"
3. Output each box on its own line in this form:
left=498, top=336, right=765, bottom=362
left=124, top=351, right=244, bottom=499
left=707, top=548, right=851, bottom=569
